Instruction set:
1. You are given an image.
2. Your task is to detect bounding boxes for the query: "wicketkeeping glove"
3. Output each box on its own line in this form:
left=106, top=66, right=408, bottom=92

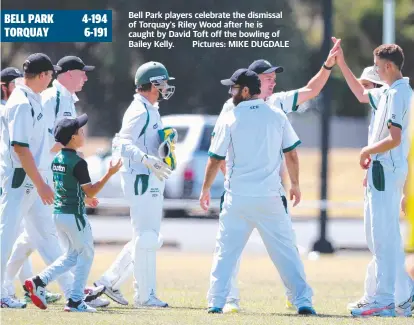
left=142, top=154, right=171, bottom=181
left=158, top=127, right=178, bottom=171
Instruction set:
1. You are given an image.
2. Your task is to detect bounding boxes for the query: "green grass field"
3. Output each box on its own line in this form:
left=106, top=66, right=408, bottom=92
left=2, top=248, right=413, bottom=325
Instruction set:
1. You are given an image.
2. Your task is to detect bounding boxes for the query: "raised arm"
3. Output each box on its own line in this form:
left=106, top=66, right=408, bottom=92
left=296, top=39, right=341, bottom=106
left=332, top=36, right=369, bottom=104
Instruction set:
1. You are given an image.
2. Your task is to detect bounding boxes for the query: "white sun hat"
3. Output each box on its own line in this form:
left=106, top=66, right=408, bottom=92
left=359, top=66, right=386, bottom=85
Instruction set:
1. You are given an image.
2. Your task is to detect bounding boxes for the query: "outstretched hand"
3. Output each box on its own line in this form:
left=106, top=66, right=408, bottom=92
left=330, top=36, right=345, bottom=67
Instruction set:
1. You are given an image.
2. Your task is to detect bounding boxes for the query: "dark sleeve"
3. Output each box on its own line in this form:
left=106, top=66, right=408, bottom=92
left=73, top=159, right=91, bottom=185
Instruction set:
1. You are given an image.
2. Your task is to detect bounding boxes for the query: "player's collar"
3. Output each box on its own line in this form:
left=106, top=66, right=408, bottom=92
left=389, top=77, right=410, bottom=89
left=134, top=93, right=159, bottom=110
left=16, top=84, right=42, bottom=104
left=53, top=80, right=79, bottom=103
left=1, top=99, right=6, bottom=106
left=235, top=98, right=265, bottom=108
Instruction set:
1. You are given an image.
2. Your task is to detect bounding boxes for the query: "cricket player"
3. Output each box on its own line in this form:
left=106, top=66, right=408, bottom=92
left=25, top=114, right=122, bottom=312
left=212, top=41, right=340, bottom=314
left=199, top=68, right=315, bottom=315
left=99, top=61, right=174, bottom=308
left=2, top=67, right=61, bottom=304
left=332, top=38, right=413, bottom=317
left=0, top=68, right=39, bottom=300
left=0, top=53, right=57, bottom=308
left=3, top=56, right=108, bottom=308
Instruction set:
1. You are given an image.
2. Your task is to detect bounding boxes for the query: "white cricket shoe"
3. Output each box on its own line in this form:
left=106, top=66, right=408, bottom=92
left=24, top=277, right=47, bottom=310
left=134, top=294, right=168, bottom=308
left=94, top=279, right=128, bottom=305
left=347, top=297, right=370, bottom=311
left=87, top=297, right=110, bottom=308
left=223, top=300, right=241, bottom=313
left=1, top=297, right=27, bottom=308
left=84, top=285, right=105, bottom=302
left=396, top=295, right=413, bottom=317
left=64, top=298, right=97, bottom=312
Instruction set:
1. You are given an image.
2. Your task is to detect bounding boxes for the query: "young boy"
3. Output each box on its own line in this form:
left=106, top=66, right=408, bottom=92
left=24, top=114, right=122, bottom=312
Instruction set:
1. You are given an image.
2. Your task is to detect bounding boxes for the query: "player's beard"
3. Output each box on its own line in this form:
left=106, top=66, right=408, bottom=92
left=232, top=88, right=245, bottom=106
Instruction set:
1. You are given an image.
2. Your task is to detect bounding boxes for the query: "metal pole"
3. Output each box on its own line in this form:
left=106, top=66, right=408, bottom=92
left=312, top=0, right=334, bottom=254
left=383, top=0, right=395, bottom=44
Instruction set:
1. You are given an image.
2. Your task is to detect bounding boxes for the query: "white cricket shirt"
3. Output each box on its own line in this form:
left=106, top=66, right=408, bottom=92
left=209, top=99, right=301, bottom=197
left=118, top=94, right=163, bottom=175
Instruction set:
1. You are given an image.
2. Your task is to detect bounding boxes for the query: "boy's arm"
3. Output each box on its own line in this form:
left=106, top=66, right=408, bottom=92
left=75, top=159, right=122, bottom=198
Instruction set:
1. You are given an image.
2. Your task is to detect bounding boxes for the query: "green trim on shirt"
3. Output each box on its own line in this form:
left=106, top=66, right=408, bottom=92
left=208, top=151, right=226, bottom=160
left=387, top=119, right=402, bottom=129
left=139, top=104, right=150, bottom=138
left=11, top=141, right=29, bottom=147
left=368, top=92, right=377, bottom=110
left=55, top=90, right=61, bottom=117
left=283, top=140, right=301, bottom=153
left=292, top=91, right=299, bottom=112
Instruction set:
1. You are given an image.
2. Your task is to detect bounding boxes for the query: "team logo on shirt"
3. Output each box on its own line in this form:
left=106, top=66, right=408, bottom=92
left=63, top=112, right=72, bottom=117
left=52, top=163, right=67, bottom=173
left=250, top=105, right=259, bottom=110
left=153, top=123, right=158, bottom=129
left=37, top=113, right=43, bottom=121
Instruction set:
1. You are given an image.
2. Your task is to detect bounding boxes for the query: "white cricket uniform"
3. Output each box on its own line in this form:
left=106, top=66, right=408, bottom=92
left=362, top=77, right=413, bottom=306
left=3, top=80, right=78, bottom=299
left=0, top=84, right=51, bottom=298
left=1, top=98, right=34, bottom=292
left=116, top=94, right=165, bottom=304
left=206, top=98, right=313, bottom=309
left=96, top=91, right=303, bottom=294
left=213, top=90, right=301, bottom=303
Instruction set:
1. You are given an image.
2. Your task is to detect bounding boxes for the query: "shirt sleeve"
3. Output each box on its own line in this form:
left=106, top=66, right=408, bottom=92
left=212, top=99, right=233, bottom=137
left=9, top=103, right=33, bottom=147
left=73, top=159, right=91, bottom=185
left=282, top=115, right=301, bottom=152
left=387, top=91, right=404, bottom=130
left=118, top=104, right=149, bottom=162
left=208, top=115, right=231, bottom=160
left=367, top=87, right=384, bottom=111
left=268, top=90, right=299, bottom=114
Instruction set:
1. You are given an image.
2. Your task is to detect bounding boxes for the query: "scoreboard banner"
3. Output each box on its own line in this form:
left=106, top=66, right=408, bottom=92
left=1, top=10, right=112, bottom=42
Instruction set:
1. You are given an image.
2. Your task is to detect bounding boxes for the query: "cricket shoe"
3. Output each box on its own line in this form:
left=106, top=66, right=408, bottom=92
left=24, top=277, right=47, bottom=310
left=208, top=307, right=223, bottom=313
left=94, top=279, right=128, bottom=305
left=134, top=294, right=168, bottom=308
left=351, top=302, right=396, bottom=317
left=298, top=306, right=317, bottom=315
left=64, top=298, right=97, bottom=312
left=84, top=285, right=105, bottom=302
left=223, top=300, right=240, bottom=313
left=396, top=295, right=413, bottom=317
left=347, top=297, right=371, bottom=311
left=87, top=297, right=110, bottom=308
left=23, top=285, right=62, bottom=304
left=1, top=296, right=27, bottom=308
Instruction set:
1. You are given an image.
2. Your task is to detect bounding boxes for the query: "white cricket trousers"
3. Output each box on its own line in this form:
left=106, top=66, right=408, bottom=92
left=2, top=223, right=34, bottom=296
left=39, top=213, right=94, bottom=302
left=207, top=192, right=313, bottom=309
left=361, top=162, right=413, bottom=306
left=121, top=172, right=164, bottom=304
left=0, top=168, right=39, bottom=298
left=3, top=171, right=73, bottom=298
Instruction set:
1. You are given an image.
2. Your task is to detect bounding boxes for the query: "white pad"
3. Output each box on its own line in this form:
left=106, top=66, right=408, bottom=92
left=134, top=231, right=162, bottom=304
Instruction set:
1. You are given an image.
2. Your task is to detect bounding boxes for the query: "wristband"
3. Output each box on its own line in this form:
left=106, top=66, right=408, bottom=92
left=323, top=63, right=333, bottom=70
